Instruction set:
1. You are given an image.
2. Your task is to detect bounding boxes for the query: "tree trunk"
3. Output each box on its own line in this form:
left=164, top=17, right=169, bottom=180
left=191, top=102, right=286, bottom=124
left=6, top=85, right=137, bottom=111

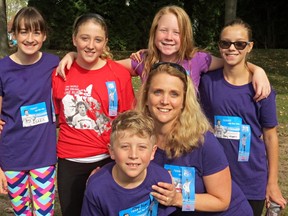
left=0, top=0, right=9, bottom=58
left=225, top=0, right=237, bottom=24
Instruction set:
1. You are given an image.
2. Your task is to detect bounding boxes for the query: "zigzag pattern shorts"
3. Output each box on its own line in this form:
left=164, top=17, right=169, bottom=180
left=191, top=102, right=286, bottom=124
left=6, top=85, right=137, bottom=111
left=4, top=165, right=56, bottom=216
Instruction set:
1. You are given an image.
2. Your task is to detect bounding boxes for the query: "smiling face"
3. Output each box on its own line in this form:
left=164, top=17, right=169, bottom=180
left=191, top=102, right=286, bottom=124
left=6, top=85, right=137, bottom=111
left=15, top=19, right=46, bottom=56
left=154, top=13, right=181, bottom=62
left=219, top=24, right=253, bottom=67
left=73, top=20, right=107, bottom=69
left=109, top=131, right=157, bottom=188
left=146, top=72, right=184, bottom=130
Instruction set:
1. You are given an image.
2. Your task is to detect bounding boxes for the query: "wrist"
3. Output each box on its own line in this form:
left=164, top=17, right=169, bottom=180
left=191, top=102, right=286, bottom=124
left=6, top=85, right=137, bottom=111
left=173, top=192, right=183, bottom=208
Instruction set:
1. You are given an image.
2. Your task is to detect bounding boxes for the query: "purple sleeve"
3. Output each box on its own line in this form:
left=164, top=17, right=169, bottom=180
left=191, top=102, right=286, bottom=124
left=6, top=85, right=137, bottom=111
left=81, top=190, right=103, bottom=216
left=259, top=89, right=278, bottom=127
left=195, top=51, right=212, bottom=74
left=202, top=132, right=229, bottom=176
left=183, top=52, right=212, bottom=88
left=81, top=166, right=111, bottom=216
left=131, top=53, right=145, bottom=77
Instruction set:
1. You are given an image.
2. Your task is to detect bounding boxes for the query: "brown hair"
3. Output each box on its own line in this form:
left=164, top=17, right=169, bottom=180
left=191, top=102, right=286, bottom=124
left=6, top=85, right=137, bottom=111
left=73, top=13, right=112, bottom=59
left=11, top=7, right=47, bottom=35
left=220, top=18, right=253, bottom=41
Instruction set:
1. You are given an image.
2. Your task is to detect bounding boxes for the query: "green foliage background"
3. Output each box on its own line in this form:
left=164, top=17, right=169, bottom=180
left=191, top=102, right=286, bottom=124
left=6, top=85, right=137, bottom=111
left=26, top=0, right=288, bottom=51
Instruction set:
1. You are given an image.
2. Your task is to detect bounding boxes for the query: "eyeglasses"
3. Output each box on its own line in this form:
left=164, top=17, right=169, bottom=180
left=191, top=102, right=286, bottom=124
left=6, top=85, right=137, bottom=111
left=151, top=62, right=188, bottom=81
left=218, top=40, right=251, bottom=50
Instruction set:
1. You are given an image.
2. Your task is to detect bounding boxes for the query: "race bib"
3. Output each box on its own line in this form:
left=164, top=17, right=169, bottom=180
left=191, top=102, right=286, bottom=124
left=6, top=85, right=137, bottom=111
left=20, top=102, right=49, bottom=127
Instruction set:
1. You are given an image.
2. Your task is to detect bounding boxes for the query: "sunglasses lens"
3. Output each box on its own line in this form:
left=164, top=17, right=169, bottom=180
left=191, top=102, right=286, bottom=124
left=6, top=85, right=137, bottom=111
left=234, top=42, right=247, bottom=50
left=219, top=41, right=249, bottom=50
left=219, top=41, right=231, bottom=49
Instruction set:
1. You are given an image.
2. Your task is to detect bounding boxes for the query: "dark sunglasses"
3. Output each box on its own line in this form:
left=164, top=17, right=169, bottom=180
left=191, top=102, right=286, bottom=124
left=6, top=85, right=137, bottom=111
left=151, top=62, right=188, bottom=81
left=218, top=40, right=251, bottom=50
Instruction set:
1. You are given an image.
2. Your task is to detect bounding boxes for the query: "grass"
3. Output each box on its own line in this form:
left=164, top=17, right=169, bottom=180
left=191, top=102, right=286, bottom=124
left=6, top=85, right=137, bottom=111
left=248, top=49, right=288, bottom=216
left=0, top=49, right=287, bottom=215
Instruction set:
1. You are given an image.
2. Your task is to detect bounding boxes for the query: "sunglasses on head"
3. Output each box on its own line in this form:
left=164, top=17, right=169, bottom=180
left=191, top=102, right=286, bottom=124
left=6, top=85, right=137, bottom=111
left=218, top=40, right=251, bottom=50
left=151, top=62, right=188, bottom=81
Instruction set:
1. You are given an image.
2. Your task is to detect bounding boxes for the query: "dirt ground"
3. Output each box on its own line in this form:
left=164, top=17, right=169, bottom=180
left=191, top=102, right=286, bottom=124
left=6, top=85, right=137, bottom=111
left=0, top=136, right=287, bottom=216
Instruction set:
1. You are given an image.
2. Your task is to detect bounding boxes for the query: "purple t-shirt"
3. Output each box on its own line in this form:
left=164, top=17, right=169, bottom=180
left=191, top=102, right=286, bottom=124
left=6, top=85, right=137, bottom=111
left=153, top=131, right=253, bottom=216
left=199, top=69, right=277, bottom=200
left=0, top=53, right=59, bottom=171
left=81, top=162, right=176, bottom=216
left=131, top=52, right=212, bottom=88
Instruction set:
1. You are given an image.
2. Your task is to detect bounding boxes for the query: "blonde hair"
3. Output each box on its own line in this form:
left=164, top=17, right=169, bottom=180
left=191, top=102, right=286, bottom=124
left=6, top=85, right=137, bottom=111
left=110, top=110, right=156, bottom=146
left=136, top=63, right=211, bottom=158
left=141, top=5, right=199, bottom=79
left=73, top=13, right=113, bottom=59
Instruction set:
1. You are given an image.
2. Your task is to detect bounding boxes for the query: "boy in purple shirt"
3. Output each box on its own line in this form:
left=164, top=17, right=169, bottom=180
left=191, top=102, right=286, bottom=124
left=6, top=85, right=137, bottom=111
left=81, top=110, right=175, bottom=216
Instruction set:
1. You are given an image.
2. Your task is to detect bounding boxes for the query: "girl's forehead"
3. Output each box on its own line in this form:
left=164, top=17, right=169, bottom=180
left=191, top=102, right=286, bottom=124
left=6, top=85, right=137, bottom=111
left=77, top=21, right=105, bottom=34
left=222, top=25, right=246, bottom=34
left=158, top=13, right=178, bottom=25
left=221, top=25, right=248, bottom=38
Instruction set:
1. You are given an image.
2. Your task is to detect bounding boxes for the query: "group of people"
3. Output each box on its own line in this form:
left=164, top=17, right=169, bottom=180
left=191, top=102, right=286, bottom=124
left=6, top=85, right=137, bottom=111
left=0, top=4, right=286, bottom=216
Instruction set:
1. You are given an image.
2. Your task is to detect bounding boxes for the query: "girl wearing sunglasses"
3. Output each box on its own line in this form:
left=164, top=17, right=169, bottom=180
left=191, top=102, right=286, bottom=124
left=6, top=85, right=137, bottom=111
left=199, top=18, right=287, bottom=216
left=57, top=5, right=270, bottom=102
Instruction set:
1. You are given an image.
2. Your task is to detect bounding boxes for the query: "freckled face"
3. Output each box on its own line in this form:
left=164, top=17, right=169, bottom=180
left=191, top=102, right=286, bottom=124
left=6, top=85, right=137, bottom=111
left=154, top=13, right=181, bottom=62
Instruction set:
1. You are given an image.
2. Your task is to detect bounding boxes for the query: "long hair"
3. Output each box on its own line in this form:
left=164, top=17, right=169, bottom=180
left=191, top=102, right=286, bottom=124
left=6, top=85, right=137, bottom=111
left=136, top=63, right=211, bottom=158
left=72, top=13, right=113, bottom=59
left=141, top=5, right=199, bottom=80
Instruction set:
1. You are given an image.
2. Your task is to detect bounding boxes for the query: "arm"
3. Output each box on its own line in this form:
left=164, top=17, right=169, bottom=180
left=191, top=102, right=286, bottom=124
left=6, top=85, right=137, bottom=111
left=247, top=62, right=271, bottom=101
left=0, top=167, right=8, bottom=194
left=151, top=167, right=231, bottom=212
left=56, top=51, right=138, bottom=77
left=0, top=97, right=8, bottom=195
left=117, top=49, right=148, bottom=76
left=129, top=49, right=147, bottom=63
left=55, top=52, right=77, bottom=81
left=263, top=127, right=287, bottom=209
left=116, top=58, right=138, bottom=76
left=209, top=56, right=271, bottom=101
left=0, top=96, right=4, bottom=133
left=207, top=55, right=224, bottom=71
left=195, top=167, right=231, bottom=211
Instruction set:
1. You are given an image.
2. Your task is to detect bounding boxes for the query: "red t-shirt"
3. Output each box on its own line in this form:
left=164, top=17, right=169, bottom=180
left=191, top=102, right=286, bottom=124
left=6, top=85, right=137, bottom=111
left=53, top=59, right=135, bottom=158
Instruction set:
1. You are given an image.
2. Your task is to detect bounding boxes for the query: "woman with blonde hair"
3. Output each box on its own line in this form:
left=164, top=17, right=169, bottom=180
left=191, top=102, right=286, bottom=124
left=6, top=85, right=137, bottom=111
left=136, top=62, right=253, bottom=215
